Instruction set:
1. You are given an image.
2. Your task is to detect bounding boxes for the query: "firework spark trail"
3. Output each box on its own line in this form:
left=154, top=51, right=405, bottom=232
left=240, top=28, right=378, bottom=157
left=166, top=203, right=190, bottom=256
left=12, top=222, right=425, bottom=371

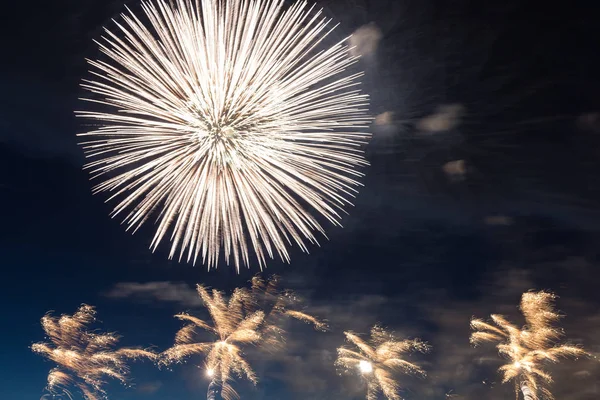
left=246, top=275, right=328, bottom=332
left=336, top=326, right=430, bottom=400
left=77, top=0, right=371, bottom=270
left=470, top=291, right=587, bottom=400
left=162, top=285, right=263, bottom=400
left=162, top=279, right=325, bottom=399
left=31, top=305, right=156, bottom=400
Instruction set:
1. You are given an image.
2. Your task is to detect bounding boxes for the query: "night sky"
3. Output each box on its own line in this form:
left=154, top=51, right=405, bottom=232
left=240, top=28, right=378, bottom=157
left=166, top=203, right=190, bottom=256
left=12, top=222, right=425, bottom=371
left=2, top=0, right=600, bottom=399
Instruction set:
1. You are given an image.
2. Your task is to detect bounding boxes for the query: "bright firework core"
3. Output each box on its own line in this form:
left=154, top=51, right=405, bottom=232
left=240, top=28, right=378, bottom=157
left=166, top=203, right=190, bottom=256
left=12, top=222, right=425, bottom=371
left=217, top=126, right=236, bottom=138
left=359, top=360, right=373, bottom=374
left=206, top=368, right=215, bottom=377
left=203, top=124, right=239, bottom=141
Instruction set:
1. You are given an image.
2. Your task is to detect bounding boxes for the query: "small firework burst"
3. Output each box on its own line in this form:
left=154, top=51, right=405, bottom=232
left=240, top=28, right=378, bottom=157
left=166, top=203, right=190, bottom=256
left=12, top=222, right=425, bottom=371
left=471, top=291, right=587, bottom=400
left=336, top=325, right=430, bottom=400
left=31, top=305, right=155, bottom=400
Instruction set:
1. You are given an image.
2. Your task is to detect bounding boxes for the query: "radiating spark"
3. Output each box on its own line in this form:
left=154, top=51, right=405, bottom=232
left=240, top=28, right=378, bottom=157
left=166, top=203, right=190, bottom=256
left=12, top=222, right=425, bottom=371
left=471, top=291, right=587, bottom=400
left=162, top=277, right=325, bottom=399
left=31, top=305, right=156, bottom=400
left=161, top=285, right=263, bottom=400
left=246, top=275, right=328, bottom=338
left=336, top=326, right=430, bottom=400
left=245, top=275, right=328, bottom=353
left=77, top=0, right=371, bottom=271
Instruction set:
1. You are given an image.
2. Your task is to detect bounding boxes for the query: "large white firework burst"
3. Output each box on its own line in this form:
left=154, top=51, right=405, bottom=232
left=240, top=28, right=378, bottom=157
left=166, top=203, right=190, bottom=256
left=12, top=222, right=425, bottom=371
left=78, top=0, right=370, bottom=269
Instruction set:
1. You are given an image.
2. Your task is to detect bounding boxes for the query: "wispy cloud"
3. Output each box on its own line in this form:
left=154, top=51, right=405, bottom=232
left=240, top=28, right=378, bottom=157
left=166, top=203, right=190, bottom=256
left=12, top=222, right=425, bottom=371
left=136, top=380, right=163, bottom=394
left=483, top=215, right=514, bottom=226
left=104, top=281, right=201, bottom=307
left=349, top=23, right=383, bottom=59
left=417, top=104, right=465, bottom=134
left=442, top=159, right=467, bottom=181
left=576, top=112, right=600, bottom=133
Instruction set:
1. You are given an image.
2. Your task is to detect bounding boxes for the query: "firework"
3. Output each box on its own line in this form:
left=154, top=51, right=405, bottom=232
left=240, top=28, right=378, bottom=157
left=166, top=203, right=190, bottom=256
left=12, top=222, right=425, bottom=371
left=471, top=291, right=587, bottom=400
left=161, top=285, right=263, bottom=400
left=31, top=305, right=155, bottom=400
left=77, top=0, right=371, bottom=270
left=162, top=278, right=325, bottom=399
left=246, top=275, right=328, bottom=334
left=336, top=326, right=430, bottom=400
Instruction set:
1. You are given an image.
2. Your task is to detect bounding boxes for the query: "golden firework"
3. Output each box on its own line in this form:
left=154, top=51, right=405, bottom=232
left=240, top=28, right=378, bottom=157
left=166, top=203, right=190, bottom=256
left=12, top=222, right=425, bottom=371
left=77, top=0, right=370, bottom=270
left=162, top=278, right=325, bottom=399
left=471, top=291, right=586, bottom=400
left=31, top=304, right=155, bottom=400
left=162, top=285, right=263, bottom=400
left=246, top=276, right=328, bottom=341
left=336, top=325, right=430, bottom=400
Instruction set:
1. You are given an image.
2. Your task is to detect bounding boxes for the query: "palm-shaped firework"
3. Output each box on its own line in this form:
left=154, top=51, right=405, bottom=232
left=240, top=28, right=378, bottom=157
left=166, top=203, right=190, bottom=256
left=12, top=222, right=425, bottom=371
left=162, top=286, right=263, bottom=400
left=245, top=275, right=328, bottom=347
left=471, top=291, right=587, bottom=400
left=77, top=0, right=371, bottom=270
left=31, top=304, right=155, bottom=400
left=336, top=326, right=430, bottom=400
left=162, top=279, right=324, bottom=399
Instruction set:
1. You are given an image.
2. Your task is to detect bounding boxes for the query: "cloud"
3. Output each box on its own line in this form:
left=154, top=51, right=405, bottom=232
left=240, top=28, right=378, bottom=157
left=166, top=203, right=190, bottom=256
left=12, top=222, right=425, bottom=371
left=372, top=111, right=398, bottom=137
left=104, top=281, right=202, bottom=307
left=442, top=160, right=467, bottom=181
left=349, top=23, right=383, bottom=59
left=374, top=111, right=394, bottom=127
left=136, top=380, right=163, bottom=394
left=368, top=110, right=409, bottom=156
left=483, top=215, right=514, bottom=226
left=576, top=112, right=600, bottom=133
left=417, top=104, right=465, bottom=134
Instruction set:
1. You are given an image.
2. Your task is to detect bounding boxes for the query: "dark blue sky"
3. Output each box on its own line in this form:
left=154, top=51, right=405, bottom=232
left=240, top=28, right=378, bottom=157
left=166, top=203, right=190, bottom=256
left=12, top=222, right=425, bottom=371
left=2, top=0, right=600, bottom=399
